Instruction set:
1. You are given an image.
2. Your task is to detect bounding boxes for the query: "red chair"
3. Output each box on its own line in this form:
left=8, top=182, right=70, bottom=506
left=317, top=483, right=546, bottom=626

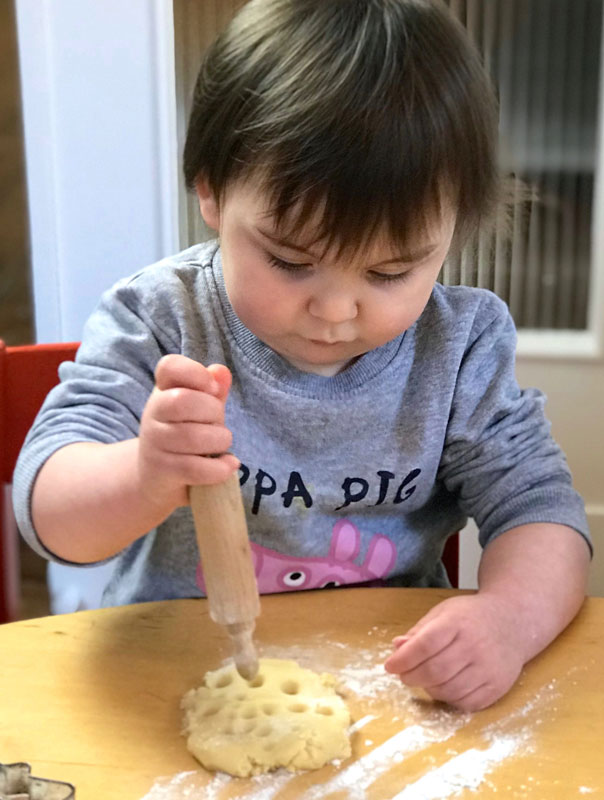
left=0, top=340, right=80, bottom=622
left=442, top=533, right=459, bottom=588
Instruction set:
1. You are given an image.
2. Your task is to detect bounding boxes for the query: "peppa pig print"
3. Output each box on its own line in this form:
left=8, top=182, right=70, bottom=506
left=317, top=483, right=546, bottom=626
left=196, top=518, right=396, bottom=595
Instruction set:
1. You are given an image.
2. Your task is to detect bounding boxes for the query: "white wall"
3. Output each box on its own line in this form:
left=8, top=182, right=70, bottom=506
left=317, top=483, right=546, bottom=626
left=16, top=0, right=180, bottom=342
left=15, top=0, right=182, bottom=612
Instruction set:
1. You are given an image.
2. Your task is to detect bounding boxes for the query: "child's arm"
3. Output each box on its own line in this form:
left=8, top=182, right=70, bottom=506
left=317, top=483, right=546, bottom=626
left=31, top=355, right=239, bottom=563
left=385, top=522, right=590, bottom=711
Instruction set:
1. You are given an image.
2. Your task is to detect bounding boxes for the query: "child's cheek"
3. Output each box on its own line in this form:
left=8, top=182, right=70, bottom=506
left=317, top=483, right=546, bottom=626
left=229, top=281, right=282, bottom=336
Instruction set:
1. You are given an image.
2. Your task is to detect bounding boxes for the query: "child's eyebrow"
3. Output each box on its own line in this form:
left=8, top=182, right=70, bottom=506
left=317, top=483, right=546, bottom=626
left=256, top=227, right=438, bottom=267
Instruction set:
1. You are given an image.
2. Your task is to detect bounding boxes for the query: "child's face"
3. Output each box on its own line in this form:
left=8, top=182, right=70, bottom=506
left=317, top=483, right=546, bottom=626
left=197, top=179, right=455, bottom=377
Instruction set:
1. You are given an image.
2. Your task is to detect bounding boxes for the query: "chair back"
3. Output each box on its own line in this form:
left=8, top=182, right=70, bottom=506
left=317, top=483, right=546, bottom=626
left=0, top=340, right=79, bottom=622
left=442, top=533, right=459, bottom=588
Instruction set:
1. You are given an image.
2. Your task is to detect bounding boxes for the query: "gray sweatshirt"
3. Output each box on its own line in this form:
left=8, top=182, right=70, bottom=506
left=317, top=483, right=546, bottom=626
left=13, top=241, right=589, bottom=607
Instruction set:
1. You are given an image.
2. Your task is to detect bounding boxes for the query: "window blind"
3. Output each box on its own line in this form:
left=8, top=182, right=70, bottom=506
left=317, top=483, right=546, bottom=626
left=173, top=0, right=246, bottom=247
left=444, top=0, right=602, bottom=330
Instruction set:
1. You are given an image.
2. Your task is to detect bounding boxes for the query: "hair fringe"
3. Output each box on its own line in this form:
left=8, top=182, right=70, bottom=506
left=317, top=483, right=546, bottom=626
left=184, top=0, right=507, bottom=252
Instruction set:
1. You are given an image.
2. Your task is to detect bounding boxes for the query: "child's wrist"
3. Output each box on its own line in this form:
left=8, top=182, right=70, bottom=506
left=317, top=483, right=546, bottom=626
left=473, top=589, right=536, bottom=664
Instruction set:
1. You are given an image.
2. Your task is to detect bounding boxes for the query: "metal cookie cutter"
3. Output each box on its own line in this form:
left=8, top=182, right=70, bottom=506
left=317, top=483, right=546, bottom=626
left=0, top=763, right=75, bottom=799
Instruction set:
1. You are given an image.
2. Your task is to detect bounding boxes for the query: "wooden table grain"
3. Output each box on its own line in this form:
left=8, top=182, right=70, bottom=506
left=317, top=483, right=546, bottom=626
left=1, top=588, right=602, bottom=799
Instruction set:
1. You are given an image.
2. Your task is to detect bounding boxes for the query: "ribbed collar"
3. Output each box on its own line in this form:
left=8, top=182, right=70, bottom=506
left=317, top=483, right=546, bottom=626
left=209, top=246, right=408, bottom=398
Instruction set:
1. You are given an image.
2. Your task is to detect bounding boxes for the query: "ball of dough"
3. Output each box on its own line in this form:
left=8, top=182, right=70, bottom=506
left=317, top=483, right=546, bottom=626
left=181, top=658, right=351, bottom=777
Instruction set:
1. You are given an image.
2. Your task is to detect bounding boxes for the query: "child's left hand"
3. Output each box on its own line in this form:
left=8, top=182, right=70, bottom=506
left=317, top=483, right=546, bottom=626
left=384, top=593, right=525, bottom=711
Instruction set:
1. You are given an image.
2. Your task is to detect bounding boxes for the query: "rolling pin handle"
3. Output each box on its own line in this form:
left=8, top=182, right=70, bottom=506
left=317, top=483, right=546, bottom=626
left=227, top=621, right=259, bottom=680
left=189, top=475, right=261, bottom=680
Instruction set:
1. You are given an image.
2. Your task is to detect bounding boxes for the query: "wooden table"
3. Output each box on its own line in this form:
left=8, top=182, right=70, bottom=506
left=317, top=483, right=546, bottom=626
left=1, top=588, right=602, bottom=799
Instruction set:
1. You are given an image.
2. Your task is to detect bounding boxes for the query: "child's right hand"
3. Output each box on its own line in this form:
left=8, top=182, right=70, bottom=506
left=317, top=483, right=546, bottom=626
left=138, top=355, right=240, bottom=511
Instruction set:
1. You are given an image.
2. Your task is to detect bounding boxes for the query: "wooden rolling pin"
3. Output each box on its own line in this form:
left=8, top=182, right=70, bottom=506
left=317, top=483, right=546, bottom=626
left=189, top=473, right=260, bottom=679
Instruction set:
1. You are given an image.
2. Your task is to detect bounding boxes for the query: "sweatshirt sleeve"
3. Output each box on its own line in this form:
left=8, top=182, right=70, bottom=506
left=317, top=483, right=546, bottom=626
left=12, top=274, right=180, bottom=564
left=437, top=292, right=591, bottom=553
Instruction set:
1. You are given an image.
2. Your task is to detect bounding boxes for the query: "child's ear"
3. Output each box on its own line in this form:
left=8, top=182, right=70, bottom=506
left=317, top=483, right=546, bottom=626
left=195, top=177, right=221, bottom=232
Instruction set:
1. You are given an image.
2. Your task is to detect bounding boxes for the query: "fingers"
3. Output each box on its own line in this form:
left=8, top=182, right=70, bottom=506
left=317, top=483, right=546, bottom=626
left=385, top=624, right=457, bottom=676
left=152, top=388, right=226, bottom=425
left=163, top=451, right=241, bottom=487
left=387, top=638, right=489, bottom=710
left=155, top=354, right=227, bottom=396
left=155, top=419, right=233, bottom=456
left=389, top=639, right=464, bottom=690
left=447, top=681, right=501, bottom=712
left=207, top=363, right=232, bottom=403
left=422, top=663, right=507, bottom=711
left=138, top=356, right=240, bottom=502
left=152, top=356, right=232, bottom=425
left=144, top=358, right=235, bottom=458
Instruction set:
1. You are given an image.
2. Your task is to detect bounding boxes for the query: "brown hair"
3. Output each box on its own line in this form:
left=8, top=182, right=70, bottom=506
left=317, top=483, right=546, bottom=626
left=183, top=0, right=501, bottom=254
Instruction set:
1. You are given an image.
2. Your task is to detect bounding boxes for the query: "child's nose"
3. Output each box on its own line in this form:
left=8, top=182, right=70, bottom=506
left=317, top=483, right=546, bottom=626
left=308, top=287, right=358, bottom=323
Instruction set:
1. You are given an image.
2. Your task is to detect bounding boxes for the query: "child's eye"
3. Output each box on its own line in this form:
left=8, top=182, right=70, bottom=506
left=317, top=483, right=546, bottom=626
left=368, top=269, right=412, bottom=284
left=267, top=254, right=311, bottom=274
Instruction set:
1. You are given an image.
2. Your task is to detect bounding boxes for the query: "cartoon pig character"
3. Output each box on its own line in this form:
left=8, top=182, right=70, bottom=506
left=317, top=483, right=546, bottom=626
left=196, top=518, right=396, bottom=594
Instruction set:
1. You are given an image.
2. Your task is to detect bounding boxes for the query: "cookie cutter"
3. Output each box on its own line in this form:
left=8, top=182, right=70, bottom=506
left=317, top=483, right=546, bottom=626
left=0, top=763, right=75, bottom=799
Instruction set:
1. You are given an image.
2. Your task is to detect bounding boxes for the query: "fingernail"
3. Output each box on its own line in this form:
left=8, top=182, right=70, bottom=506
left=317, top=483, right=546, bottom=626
left=392, top=636, right=409, bottom=648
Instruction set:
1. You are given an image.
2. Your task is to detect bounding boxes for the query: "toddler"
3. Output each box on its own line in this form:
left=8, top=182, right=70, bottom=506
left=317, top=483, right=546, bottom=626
left=14, top=0, right=591, bottom=711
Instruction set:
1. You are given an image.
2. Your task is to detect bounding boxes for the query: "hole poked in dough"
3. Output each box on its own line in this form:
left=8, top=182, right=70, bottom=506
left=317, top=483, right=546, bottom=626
left=288, top=703, right=309, bottom=713
left=262, top=703, right=277, bottom=715
left=214, top=673, right=233, bottom=689
left=280, top=680, right=300, bottom=695
left=316, top=705, right=335, bottom=715
left=202, top=704, right=221, bottom=717
left=248, top=674, right=265, bottom=688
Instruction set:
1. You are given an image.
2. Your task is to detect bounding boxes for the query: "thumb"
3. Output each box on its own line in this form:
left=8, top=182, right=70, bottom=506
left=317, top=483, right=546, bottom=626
left=207, top=363, right=232, bottom=403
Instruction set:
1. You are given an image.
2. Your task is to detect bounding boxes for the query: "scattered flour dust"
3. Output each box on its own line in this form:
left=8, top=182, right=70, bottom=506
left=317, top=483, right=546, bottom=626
left=390, top=735, right=525, bottom=799
left=139, top=632, right=559, bottom=800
